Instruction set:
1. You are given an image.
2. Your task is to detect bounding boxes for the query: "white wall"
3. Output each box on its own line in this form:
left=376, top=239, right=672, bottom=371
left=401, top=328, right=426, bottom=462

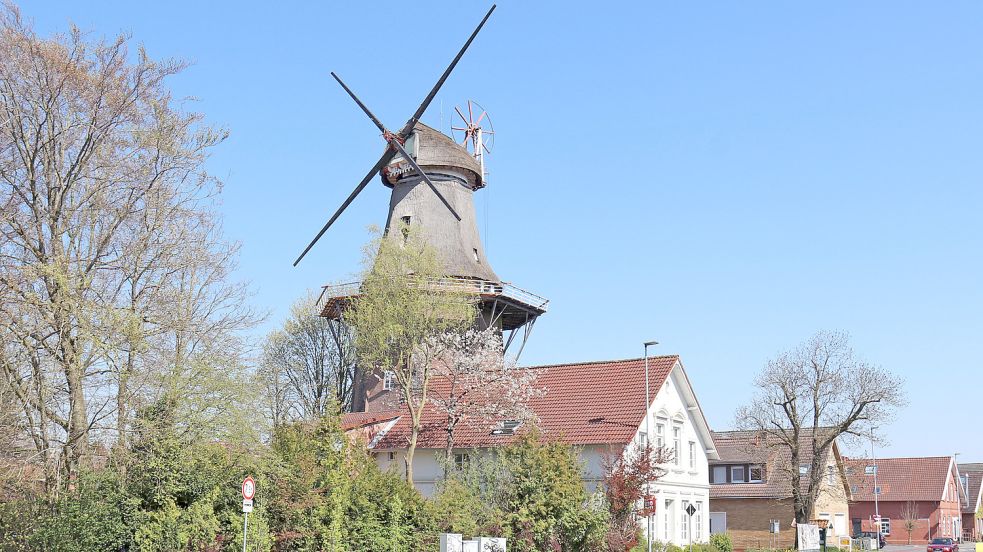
left=631, top=364, right=713, bottom=545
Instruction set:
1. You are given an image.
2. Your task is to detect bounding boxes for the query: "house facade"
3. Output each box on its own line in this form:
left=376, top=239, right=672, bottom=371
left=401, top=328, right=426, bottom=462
left=341, top=355, right=720, bottom=546
left=845, top=456, right=964, bottom=544
left=707, top=429, right=852, bottom=550
left=957, top=463, right=982, bottom=541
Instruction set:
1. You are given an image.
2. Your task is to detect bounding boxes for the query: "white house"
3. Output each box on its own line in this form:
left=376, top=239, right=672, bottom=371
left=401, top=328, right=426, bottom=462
left=342, top=355, right=720, bottom=546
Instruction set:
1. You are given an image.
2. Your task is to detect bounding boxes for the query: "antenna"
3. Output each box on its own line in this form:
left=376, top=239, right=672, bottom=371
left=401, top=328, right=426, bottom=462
left=451, top=99, right=494, bottom=181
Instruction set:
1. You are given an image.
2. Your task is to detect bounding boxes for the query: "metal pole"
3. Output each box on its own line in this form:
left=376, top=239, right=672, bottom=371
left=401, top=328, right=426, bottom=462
left=644, top=340, right=658, bottom=552
left=871, top=427, right=879, bottom=549
left=242, top=511, right=249, bottom=552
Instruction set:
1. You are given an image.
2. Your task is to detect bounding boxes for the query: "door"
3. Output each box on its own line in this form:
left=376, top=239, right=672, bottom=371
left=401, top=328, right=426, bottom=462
left=834, top=514, right=847, bottom=536
left=710, top=512, right=727, bottom=535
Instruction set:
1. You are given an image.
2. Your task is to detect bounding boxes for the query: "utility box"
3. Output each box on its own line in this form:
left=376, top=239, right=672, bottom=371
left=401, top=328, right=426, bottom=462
left=440, top=533, right=463, bottom=552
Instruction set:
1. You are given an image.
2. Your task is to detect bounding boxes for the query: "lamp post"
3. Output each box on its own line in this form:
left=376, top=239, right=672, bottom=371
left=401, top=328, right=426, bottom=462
left=644, top=340, right=659, bottom=552
left=870, top=427, right=880, bottom=548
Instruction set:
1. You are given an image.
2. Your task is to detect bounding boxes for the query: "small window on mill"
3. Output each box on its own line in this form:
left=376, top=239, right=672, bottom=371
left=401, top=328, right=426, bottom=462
left=473, top=248, right=480, bottom=262
left=400, top=216, right=411, bottom=242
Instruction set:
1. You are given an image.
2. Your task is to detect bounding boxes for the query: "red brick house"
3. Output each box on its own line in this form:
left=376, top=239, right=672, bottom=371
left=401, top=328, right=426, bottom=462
left=958, top=463, right=982, bottom=541
left=845, top=456, right=965, bottom=544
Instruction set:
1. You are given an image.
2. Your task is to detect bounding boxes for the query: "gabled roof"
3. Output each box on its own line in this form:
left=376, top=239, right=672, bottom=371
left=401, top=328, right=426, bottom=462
left=845, top=456, right=955, bottom=502
left=343, top=355, right=717, bottom=455
left=957, top=463, right=983, bottom=514
left=708, top=428, right=843, bottom=499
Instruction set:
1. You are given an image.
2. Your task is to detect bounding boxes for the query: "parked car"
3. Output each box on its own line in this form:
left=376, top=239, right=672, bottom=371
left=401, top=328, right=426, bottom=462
left=927, top=538, right=957, bottom=552
left=853, top=531, right=887, bottom=549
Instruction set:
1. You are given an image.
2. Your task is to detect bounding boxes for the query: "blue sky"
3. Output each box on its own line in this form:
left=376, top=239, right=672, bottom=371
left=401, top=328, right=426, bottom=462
left=23, top=1, right=982, bottom=460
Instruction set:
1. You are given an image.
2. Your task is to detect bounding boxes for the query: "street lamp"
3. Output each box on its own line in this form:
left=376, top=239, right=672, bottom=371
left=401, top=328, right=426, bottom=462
left=870, top=426, right=880, bottom=548
left=644, top=340, right=658, bottom=552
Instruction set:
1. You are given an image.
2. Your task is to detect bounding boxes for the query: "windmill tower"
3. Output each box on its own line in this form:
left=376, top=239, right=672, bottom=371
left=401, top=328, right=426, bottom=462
left=294, top=5, right=547, bottom=412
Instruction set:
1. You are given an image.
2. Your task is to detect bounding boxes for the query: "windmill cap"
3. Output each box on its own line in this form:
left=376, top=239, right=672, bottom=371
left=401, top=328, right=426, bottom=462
left=380, top=123, right=484, bottom=190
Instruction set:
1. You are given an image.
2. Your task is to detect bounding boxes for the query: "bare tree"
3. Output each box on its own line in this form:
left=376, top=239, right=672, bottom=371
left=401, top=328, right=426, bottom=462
left=901, top=500, right=919, bottom=544
left=0, top=4, right=256, bottom=487
left=736, top=330, right=905, bottom=524
left=428, top=327, right=543, bottom=476
left=260, top=290, right=356, bottom=421
left=348, top=224, right=475, bottom=486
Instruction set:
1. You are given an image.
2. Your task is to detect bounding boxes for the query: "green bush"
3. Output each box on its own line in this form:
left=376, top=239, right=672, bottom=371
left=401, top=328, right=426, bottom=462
left=710, top=532, right=734, bottom=552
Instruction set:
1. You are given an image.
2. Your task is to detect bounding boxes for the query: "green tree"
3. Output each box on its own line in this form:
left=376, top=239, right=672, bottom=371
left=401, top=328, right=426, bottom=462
left=496, top=431, right=608, bottom=551
left=347, top=224, right=475, bottom=486
left=264, top=414, right=435, bottom=551
left=430, top=432, right=611, bottom=550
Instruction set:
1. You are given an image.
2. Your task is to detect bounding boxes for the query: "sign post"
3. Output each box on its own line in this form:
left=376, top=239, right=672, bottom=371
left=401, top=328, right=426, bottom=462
left=686, top=503, right=697, bottom=552
left=241, top=476, right=255, bottom=552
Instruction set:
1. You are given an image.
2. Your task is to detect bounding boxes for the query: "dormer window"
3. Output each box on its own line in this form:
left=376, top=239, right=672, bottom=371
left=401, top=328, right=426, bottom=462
left=864, top=465, right=877, bottom=475
left=492, top=420, right=522, bottom=435
left=731, top=466, right=746, bottom=483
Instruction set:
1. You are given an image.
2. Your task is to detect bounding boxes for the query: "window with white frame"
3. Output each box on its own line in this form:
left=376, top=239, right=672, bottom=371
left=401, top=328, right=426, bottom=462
left=656, top=422, right=665, bottom=449
left=880, top=518, right=890, bottom=536
left=383, top=370, right=395, bottom=391
left=689, top=442, right=696, bottom=469
left=681, top=500, right=689, bottom=540
left=454, top=452, right=470, bottom=470
left=731, top=465, right=746, bottom=483
left=673, top=426, right=681, bottom=466
left=712, top=465, right=727, bottom=484
left=639, top=431, right=649, bottom=449
left=799, top=464, right=809, bottom=475
left=695, top=501, right=704, bottom=540
left=827, top=465, right=835, bottom=485
left=749, top=465, right=764, bottom=482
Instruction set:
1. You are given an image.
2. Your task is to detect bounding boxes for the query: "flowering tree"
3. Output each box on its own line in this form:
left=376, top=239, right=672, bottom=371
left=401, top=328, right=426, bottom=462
left=602, top=443, right=672, bottom=551
left=428, top=327, right=543, bottom=475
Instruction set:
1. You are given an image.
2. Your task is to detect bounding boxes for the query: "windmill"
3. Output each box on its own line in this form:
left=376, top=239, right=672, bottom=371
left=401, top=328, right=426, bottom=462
left=295, top=5, right=548, bottom=411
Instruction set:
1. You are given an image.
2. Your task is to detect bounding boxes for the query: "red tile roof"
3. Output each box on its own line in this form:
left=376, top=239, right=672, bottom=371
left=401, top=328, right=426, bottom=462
left=709, top=428, right=840, bottom=499
left=347, top=355, right=679, bottom=450
left=845, top=456, right=953, bottom=502
left=340, top=411, right=401, bottom=431
left=958, top=464, right=983, bottom=514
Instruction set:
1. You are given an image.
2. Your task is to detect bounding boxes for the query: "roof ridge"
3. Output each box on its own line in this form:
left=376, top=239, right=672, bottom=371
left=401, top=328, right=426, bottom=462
left=522, top=354, right=679, bottom=370
left=846, top=455, right=952, bottom=461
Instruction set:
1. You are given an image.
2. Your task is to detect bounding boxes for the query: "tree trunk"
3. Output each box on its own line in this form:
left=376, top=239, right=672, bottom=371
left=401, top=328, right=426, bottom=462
left=444, top=415, right=459, bottom=478
left=405, top=427, right=418, bottom=487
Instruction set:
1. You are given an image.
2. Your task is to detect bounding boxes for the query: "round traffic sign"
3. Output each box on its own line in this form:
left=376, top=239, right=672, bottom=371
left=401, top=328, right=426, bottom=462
left=241, top=476, right=255, bottom=500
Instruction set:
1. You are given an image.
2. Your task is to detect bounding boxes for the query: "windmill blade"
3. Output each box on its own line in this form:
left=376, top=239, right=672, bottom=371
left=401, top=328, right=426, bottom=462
left=293, top=148, right=397, bottom=266
left=331, top=72, right=389, bottom=135
left=388, top=138, right=462, bottom=222
left=396, top=4, right=496, bottom=139
left=332, top=72, right=461, bottom=221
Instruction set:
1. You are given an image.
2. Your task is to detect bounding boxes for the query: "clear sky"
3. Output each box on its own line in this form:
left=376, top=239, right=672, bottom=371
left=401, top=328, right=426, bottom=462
left=21, top=1, right=982, bottom=460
